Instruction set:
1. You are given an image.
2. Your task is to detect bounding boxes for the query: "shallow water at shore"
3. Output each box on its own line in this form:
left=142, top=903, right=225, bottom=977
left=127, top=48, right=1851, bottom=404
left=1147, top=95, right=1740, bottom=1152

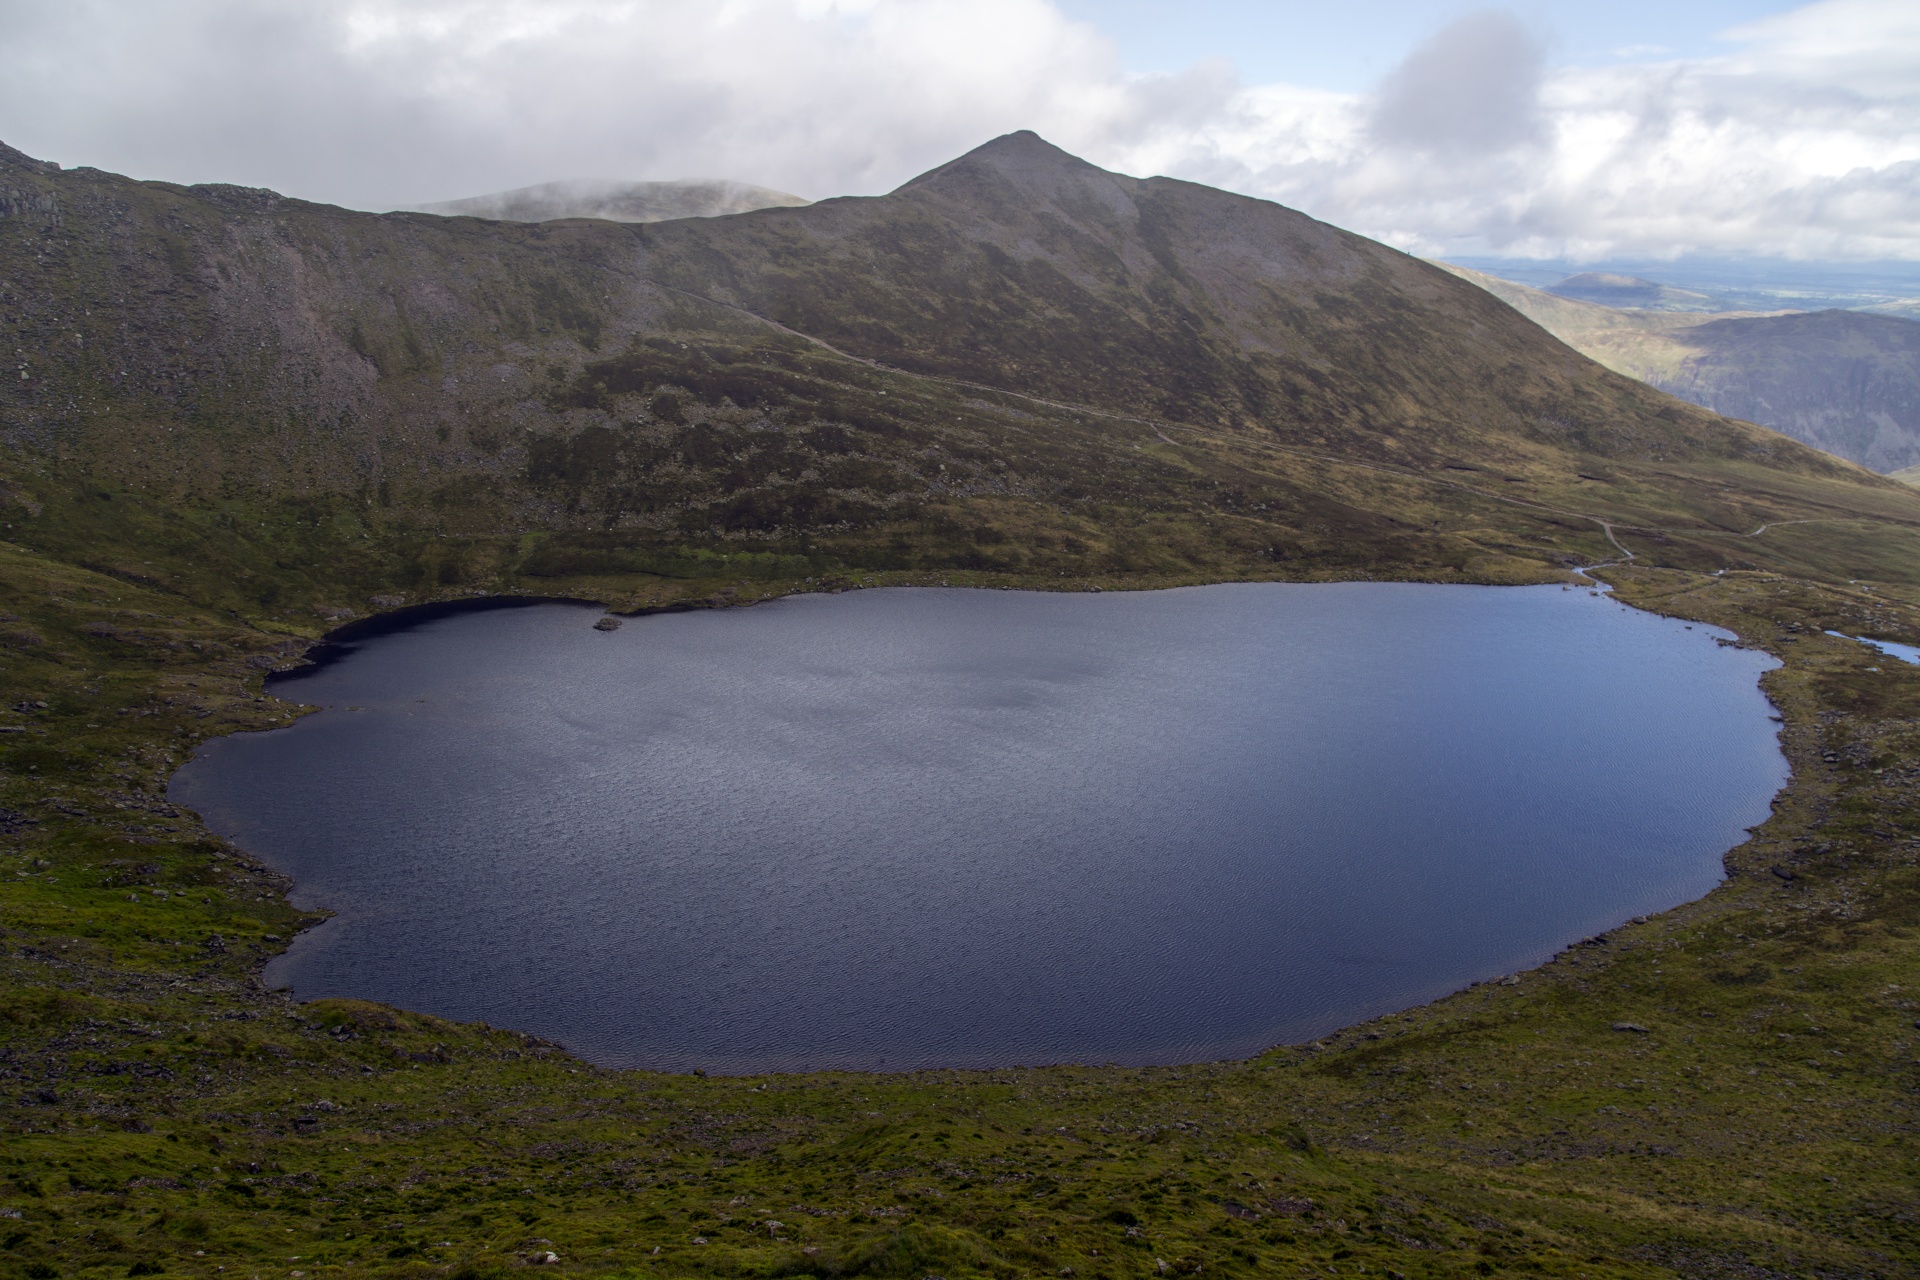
left=172, top=583, right=1785, bottom=1073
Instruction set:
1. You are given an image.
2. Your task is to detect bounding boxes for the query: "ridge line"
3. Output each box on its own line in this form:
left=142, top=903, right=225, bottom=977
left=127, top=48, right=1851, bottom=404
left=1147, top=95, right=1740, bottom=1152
left=655, top=284, right=1920, bottom=561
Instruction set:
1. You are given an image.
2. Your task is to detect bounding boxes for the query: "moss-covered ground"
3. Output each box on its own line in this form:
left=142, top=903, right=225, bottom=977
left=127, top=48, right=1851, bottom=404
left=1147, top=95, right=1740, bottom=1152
left=1, top=539, right=1917, bottom=1280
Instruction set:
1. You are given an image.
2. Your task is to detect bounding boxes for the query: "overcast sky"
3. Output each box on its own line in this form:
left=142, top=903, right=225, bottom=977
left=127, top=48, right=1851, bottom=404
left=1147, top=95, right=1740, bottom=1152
left=0, top=0, right=1915, bottom=262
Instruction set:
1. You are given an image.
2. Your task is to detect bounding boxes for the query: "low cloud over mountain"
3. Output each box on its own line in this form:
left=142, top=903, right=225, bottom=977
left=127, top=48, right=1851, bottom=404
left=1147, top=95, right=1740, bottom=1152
left=414, top=178, right=809, bottom=223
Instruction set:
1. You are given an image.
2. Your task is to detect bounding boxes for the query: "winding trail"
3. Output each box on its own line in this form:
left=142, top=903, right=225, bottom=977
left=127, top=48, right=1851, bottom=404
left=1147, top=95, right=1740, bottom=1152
left=661, top=285, right=1920, bottom=567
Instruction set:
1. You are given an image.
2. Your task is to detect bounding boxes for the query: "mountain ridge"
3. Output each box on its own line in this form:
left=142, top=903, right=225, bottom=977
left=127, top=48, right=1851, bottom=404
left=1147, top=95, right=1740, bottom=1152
left=636, top=132, right=1824, bottom=464
left=1, top=130, right=1917, bottom=617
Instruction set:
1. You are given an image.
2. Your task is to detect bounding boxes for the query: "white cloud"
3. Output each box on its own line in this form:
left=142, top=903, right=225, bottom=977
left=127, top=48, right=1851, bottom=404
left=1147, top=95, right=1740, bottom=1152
left=0, top=0, right=1127, bottom=206
left=1368, top=9, right=1547, bottom=157
left=0, top=0, right=1915, bottom=260
left=1153, top=0, right=1920, bottom=260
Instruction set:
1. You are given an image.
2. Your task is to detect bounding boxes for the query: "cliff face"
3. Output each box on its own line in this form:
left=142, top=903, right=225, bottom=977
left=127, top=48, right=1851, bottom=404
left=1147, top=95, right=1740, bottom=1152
left=1645, top=311, right=1920, bottom=473
left=0, top=134, right=1912, bottom=615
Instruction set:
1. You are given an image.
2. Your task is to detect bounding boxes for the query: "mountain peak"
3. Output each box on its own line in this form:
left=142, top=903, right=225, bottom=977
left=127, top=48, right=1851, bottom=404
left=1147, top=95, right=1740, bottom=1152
left=963, top=129, right=1082, bottom=163
left=897, top=130, right=1114, bottom=196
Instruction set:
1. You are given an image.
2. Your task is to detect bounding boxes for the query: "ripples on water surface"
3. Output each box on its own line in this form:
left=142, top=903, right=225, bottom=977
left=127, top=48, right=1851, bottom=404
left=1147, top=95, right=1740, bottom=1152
left=172, top=584, right=1785, bottom=1072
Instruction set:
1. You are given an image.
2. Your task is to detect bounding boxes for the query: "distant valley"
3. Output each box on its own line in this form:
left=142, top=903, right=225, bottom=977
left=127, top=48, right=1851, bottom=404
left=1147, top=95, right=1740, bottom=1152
left=1442, top=263, right=1920, bottom=476
left=1539, top=271, right=1725, bottom=312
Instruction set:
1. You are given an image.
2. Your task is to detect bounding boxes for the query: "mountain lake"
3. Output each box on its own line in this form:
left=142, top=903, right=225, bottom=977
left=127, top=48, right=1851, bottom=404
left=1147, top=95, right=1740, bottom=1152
left=170, top=583, right=1786, bottom=1073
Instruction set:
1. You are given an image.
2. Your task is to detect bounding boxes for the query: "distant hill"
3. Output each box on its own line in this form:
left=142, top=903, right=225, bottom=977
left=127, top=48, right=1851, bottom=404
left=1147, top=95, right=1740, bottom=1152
left=1435, top=265, right=1723, bottom=344
left=413, top=177, right=810, bottom=223
left=1545, top=272, right=1721, bottom=312
left=1450, top=256, right=1920, bottom=314
left=1440, top=263, right=1920, bottom=473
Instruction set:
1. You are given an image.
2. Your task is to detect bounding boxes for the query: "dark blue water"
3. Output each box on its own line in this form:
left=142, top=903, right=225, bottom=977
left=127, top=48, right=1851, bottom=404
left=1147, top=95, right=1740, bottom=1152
left=171, top=583, right=1784, bottom=1074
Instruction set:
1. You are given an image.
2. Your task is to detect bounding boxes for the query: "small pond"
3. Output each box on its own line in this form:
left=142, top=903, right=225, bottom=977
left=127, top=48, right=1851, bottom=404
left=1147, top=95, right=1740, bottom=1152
left=171, top=583, right=1785, bottom=1073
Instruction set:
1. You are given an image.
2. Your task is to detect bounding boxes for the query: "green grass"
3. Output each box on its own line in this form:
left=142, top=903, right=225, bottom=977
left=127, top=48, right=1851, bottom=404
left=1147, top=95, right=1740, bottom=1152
left=2, top=549, right=1918, bottom=1280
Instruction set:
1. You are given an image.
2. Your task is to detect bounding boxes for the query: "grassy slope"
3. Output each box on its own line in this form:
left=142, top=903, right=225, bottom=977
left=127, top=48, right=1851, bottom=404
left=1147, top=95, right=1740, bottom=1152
left=2, top=555, right=1918, bottom=1280
left=1426, top=264, right=1835, bottom=409
left=2, top=132, right=1904, bottom=622
left=1435, top=264, right=1920, bottom=474
left=2, top=138, right=1920, bottom=1280
left=1427, top=265, right=1766, bottom=386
